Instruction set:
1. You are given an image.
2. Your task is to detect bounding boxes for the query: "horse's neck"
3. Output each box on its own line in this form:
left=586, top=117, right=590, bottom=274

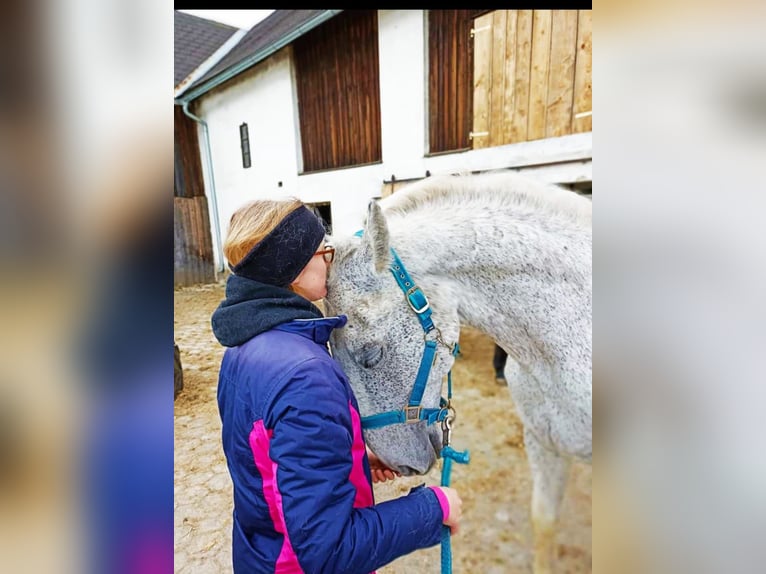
left=388, top=207, right=591, bottom=371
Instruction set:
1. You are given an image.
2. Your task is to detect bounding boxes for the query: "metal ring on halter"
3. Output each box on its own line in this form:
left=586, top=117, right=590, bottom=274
left=438, top=406, right=457, bottom=427
left=424, top=328, right=452, bottom=350
left=424, top=327, right=443, bottom=343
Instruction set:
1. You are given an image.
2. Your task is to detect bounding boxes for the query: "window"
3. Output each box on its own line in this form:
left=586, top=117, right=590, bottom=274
left=560, top=181, right=592, bottom=198
left=306, top=202, right=333, bottom=235
left=572, top=181, right=592, bottom=198
left=294, top=10, right=382, bottom=173
left=239, top=123, right=251, bottom=169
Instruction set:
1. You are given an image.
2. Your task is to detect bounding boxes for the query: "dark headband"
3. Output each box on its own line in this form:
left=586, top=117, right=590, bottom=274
left=230, top=205, right=326, bottom=286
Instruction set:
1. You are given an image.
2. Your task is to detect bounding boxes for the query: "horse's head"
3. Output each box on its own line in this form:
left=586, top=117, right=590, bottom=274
left=325, top=200, right=460, bottom=476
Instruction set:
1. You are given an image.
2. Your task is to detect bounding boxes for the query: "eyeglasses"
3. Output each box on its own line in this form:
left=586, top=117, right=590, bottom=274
left=316, top=245, right=335, bottom=263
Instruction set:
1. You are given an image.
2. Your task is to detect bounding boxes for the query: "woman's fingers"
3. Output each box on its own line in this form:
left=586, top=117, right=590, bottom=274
left=371, top=468, right=399, bottom=483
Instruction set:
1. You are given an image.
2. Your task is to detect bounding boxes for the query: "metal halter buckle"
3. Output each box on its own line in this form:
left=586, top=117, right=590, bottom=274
left=404, top=405, right=422, bottom=423
left=406, top=286, right=430, bottom=314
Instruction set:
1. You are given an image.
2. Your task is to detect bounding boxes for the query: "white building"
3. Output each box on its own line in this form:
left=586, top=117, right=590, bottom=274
left=175, top=10, right=592, bottom=274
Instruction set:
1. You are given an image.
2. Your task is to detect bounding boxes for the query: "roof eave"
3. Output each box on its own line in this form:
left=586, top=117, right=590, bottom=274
left=176, top=9, right=343, bottom=105
left=175, top=28, right=248, bottom=99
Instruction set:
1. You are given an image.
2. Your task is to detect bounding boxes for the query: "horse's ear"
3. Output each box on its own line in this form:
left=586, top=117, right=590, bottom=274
left=363, top=200, right=390, bottom=274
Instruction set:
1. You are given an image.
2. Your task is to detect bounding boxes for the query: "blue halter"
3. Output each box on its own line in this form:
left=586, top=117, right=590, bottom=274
left=353, top=230, right=452, bottom=430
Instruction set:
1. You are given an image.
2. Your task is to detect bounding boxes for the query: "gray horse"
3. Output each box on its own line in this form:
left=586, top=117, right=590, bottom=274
left=325, top=171, right=592, bottom=574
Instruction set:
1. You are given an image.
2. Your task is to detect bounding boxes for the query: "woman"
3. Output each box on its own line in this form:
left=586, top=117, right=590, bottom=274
left=212, top=199, right=462, bottom=573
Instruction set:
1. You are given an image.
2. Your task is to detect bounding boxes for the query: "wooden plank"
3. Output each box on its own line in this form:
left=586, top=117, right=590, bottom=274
left=428, top=11, right=438, bottom=152
left=370, top=11, right=382, bottom=162
left=431, top=11, right=441, bottom=152
left=189, top=198, right=201, bottom=284
left=197, top=197, right=210, bottom=261
left=197, top=197, right=214, bottom=282
left=191, top=197, right=203, bottom=258
left=445, top=12, right=454, bottom=151
left=194, top=197, right=212, bottom=283
left=187, top=197, right=197, bottom=261
left=510, top=10, right=533, bottom=143
left=447, top=11, right=456, bottom=150
left=501, top=10, right=518, bottom=145
left=174, top=199, right=186, bottom=285
left=191, top=199, right=202, bottom=284
left=527, top=10, right=552, bottom=141
left=437, top=11, right=445, bottom=152
left=489, top=10, right=507, bottom=147
left=545, top=10, right=578, bottom=138
left=462, top=10, right=475, bottom=150
left=202, top=198, right=214, bottom=265
left=180, top=199, right=193, bottom=285
left=455, top=11, right=466, bottom=150
left=472, top=12, right=493, bottom=149
left=200, top=199, right=212, bottom=263
left=572, top=9, right=592, bottom=133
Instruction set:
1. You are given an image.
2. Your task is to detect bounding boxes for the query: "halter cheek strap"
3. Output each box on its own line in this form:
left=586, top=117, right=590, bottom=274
left=353, top=230, right=451, bottom=430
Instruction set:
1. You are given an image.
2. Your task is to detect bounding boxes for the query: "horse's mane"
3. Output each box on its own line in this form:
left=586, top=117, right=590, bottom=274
left=378, top=170, right=592, bottom=227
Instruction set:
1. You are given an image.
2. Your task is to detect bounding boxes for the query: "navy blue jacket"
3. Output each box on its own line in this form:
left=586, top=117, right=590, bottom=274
left=213, top=276, right=445, bottom=573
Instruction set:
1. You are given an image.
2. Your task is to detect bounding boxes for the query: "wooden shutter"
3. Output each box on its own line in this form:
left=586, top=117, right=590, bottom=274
left=174, top=105, right=204, bottom=198
left=428, top=10, right=478, bottom=154
left=294, top=10, right=382, bottom=173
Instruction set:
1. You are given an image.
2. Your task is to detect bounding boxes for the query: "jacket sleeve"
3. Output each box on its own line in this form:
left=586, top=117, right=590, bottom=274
left=264, top=358, right=445, bottom=573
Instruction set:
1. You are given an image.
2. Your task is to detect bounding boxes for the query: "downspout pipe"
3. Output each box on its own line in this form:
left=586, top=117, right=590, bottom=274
left=181, top=101, right=224, bottom=274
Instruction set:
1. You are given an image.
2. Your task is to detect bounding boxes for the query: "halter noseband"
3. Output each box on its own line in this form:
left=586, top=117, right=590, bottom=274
left=352, top=230, right=458, bottom=431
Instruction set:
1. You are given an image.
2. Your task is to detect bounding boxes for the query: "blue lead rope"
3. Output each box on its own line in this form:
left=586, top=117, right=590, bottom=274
left=439, top=445, right=470, bottom=573
left=438, top=342, right=470, bottom=574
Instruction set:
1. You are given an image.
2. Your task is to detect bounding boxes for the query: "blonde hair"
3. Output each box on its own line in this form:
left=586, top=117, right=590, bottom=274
left=223, top=198, right=304, bottom=267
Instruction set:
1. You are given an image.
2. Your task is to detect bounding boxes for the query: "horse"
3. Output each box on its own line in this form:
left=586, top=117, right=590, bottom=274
left=324, top=171, right=592, bottom=574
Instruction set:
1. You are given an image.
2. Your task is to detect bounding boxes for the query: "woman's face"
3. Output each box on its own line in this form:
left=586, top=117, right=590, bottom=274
left=290, top=244, right=332, bottom=301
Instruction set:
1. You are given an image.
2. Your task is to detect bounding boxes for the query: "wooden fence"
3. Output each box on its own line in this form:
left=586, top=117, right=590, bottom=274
left=174, top=195, right=215, bottom=287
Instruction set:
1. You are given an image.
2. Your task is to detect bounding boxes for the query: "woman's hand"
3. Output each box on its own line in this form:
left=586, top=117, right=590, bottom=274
left=434, top=486, right=463, bottom=535
left=366, top=446, right=400, bottom=483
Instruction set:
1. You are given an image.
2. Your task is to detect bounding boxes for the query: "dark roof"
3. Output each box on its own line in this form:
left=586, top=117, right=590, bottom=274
left=188, top=10, right=336, bottom=93
left=175, top=11, right=239, bottom=88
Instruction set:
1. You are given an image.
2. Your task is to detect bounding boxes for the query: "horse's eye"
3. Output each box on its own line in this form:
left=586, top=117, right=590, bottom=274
left=355, top=342, right=384, bottom=369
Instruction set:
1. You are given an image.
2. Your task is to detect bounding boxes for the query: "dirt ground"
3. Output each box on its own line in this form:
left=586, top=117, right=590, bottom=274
left=174, top=282, right=591, bottom=573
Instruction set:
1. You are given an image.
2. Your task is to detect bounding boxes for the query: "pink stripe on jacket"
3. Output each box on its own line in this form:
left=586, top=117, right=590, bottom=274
left=249, top=402, right=375, bottom=572
left=250, top=422, right=303, bottom=573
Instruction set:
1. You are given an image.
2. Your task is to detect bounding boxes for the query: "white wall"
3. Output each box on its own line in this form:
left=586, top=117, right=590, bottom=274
left=378, top=10, right=428, bottom=175
left=198, top=50, right=299, bottom=241
left=195, top=10, right=592, bottom=270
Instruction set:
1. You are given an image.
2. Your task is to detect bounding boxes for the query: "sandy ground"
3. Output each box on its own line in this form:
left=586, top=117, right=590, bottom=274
left=174, top=282, right=591, bottom=573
